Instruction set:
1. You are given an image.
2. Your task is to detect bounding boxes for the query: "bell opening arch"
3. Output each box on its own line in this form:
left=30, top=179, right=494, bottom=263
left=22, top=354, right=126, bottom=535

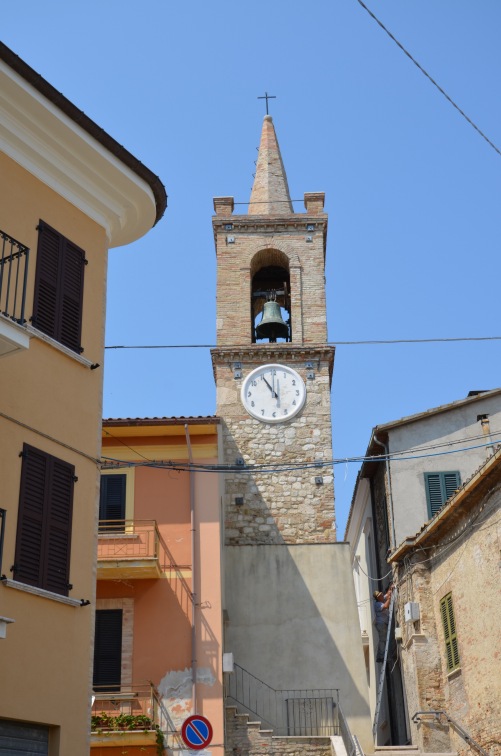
left=250, top=249, right=291, bottom=343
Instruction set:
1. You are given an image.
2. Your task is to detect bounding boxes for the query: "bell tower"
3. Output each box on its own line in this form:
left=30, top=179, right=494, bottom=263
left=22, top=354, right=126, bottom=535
left=211, top=115, right=336, bottom=544
left=212, top=117, right=372, bottom=750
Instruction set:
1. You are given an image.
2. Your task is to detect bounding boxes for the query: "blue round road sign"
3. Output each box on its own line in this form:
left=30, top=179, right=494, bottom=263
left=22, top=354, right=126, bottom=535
left=181, top=714, right=213, bottom=750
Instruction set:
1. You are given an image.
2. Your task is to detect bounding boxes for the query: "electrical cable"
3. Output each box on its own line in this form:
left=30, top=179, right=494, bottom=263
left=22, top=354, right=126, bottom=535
left=105, top=335, right=501, bottom=349
left=355, top=0, right=501, bottom=158
left=0, top=410, right=100, bottom=465
left=100, top=436, right=501, bottom=473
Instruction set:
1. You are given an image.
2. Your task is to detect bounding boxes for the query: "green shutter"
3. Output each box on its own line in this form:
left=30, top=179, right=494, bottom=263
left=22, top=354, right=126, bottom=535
left=440, top=592, right=460, bottom=672
left=424, top=471, right=461, bottom=518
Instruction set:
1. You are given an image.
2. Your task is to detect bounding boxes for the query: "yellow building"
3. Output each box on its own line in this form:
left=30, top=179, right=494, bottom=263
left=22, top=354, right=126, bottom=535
left=0, top=42, right=166, bottom=754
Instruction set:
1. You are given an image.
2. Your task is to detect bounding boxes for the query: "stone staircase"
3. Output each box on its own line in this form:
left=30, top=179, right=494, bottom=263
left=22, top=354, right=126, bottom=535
left=225, top=705, right=332, bottom=755
left=371, top=747, right=457, bottom=756
left=225, top=713, right=460, bottom=756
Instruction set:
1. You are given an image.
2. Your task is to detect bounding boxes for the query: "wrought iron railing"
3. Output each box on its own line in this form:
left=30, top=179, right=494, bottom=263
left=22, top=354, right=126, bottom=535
left=97, top=520, right=160, bottom=561
left=225, top=663, right=340, bottom=737
left=0, top=230, right=29, bottom=324
left=91, top=682, right=172, bottom=736
left=412, top=710, right=489, bottom=756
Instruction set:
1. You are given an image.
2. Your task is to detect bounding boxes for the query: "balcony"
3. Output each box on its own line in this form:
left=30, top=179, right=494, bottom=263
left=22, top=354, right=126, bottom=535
left=91, top=683, right=172, bottom=753
left=0, top=230, right=30, bottom=357
left=97, top=520, right=163, bottom=580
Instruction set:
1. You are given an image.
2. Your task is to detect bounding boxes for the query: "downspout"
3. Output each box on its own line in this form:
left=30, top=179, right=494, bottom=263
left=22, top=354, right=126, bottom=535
left=373, top=435, right=396, bottom=552
left=185, top=424, right=197, bottom=712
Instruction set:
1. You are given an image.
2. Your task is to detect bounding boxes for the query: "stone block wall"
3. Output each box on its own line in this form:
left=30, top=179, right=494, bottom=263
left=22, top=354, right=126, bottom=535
left=394, top=483, right=501, bottom=756
left=213, top=346, right=336, bottom=545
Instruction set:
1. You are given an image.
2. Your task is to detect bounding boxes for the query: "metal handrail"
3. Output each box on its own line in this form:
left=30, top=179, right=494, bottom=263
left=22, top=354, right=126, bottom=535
left=338, top=702, right=364, bottom=756
left=412, top=710, right=489, bottom=756
left=225, top=662, right=340, bottom=737
left=0, top=230, right=29, bottom=324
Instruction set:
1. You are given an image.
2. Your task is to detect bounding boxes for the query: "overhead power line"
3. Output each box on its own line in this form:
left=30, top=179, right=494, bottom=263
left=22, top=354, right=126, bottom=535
left=101, top=436, right=501, bottom=473
left=105, top=335, right=501, bottom=350
left=356, top=0, right=501, bottom=158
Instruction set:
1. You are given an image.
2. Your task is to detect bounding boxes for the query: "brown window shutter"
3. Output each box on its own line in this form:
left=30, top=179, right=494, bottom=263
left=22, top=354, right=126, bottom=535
left=14, top=446, right=48, bottom=588
left=33, top=221, right=85, bottom=353
left=15, top=444, right=75, bottom=596
left=43, top=458, right=75, bottom=595
left=59, top=239, right=85, bottom=353
left=32, top=223, right=60, bottom=339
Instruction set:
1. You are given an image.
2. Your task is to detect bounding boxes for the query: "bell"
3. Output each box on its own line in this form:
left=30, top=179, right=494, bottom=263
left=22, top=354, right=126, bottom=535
left=255, top=300, right=289, bottom=342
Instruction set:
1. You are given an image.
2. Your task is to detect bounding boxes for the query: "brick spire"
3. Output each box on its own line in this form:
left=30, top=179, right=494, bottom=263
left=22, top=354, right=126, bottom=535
left=248, top=115, right=293, bottom=215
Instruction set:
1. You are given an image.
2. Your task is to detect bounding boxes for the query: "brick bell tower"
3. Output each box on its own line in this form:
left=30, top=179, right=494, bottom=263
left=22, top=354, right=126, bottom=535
left=212, top=117, right=372, bottom=749
left=211, top=114, right=336, bottom=545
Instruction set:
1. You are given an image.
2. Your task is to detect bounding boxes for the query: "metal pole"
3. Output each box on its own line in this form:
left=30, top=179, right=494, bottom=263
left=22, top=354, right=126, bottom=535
left=184, top=425, right=197, bottom=713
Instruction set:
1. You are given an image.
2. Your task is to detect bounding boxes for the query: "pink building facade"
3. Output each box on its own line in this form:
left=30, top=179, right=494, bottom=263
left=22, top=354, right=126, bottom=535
left=91, top=417, right=224, bottom=756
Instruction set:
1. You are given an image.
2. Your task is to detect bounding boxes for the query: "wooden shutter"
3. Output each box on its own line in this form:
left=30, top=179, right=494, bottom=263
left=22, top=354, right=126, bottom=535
left=424, top=471, right=461, bottom=517
left=440, top=592, right=460, bottom=672
left=43, top=458, right=75, bottom=595
left=33, top=221, right=85, bottom=353
left=15, top=445, right=74, bottom=596
left=93, top=609, right=123, bottom=690
left=14, top=446, right=47, bottom=588
left=99, top=475, right=126, bottom=530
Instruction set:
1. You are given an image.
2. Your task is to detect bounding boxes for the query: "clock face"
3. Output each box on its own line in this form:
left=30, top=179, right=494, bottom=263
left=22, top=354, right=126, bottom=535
left=241, top=364, right=306, bottom=423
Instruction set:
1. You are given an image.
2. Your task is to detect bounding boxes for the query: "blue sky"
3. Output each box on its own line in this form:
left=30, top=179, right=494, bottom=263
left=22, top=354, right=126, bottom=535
left=3, top=1, right=501, bottom=535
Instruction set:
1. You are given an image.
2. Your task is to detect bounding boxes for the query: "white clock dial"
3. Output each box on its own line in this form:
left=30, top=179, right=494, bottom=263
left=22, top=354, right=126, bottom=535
left=241, top=364, right=306, bottom=423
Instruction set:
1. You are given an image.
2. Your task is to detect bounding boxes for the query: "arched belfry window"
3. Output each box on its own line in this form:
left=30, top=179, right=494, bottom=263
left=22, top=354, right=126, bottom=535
left=251, top=250, right=291, bottom=343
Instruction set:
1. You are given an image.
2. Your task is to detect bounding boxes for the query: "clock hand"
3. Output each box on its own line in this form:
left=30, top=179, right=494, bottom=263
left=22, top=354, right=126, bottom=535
left=276, top=378, right=280, bottom=408
left=262, top=375, right=275, bottom=396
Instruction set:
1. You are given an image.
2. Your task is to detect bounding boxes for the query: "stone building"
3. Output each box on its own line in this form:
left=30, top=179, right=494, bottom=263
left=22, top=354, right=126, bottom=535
left=212, top=115, right=372, bottom=753
left=390, top=446, right=501, bottom=756
left=345, top=388, right=501, bottom=745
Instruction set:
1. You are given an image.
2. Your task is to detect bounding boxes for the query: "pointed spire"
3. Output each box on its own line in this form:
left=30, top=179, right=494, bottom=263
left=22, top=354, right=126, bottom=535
left=249, top=115, right=293, bottom=215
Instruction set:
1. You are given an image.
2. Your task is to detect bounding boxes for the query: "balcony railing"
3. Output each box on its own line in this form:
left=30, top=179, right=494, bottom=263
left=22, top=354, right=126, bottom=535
left=225, top=663, right=340, bottom=737
left=97, top=520, right=162, bottom=579
left=0, top=230, right=29, bottom=325
left=91, top=683, right=174, bottom=750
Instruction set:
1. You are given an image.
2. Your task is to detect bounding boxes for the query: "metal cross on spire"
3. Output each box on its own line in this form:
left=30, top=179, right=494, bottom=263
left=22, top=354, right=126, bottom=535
left=258, top=91, right=276, bottom=115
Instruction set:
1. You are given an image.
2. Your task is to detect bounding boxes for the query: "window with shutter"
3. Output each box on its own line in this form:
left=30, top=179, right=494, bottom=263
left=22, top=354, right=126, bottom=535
left=424, top=471, right=461, bottom=518
left=93, top=609, right=123, bottom=691
left=14, top=444, right=74, bottom=596
left=32, top=221, right=86, bottom=353
left=99, top=475, right=126, bottom=531
left=440, top=592, right=460, bottom=672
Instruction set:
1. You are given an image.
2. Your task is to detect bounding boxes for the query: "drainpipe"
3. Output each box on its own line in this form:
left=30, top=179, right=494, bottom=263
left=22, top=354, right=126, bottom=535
left=184, top=424, right=197, bottom=712
left=373, top=435, right=396, bottom=552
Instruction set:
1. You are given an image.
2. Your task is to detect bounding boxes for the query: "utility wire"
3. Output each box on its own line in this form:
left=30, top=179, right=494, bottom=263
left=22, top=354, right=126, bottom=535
left=105, top=335, right=501, bottom=350
left=100, top=436, right=501, bottom=473
left=356, top=0, right=501, bottom=158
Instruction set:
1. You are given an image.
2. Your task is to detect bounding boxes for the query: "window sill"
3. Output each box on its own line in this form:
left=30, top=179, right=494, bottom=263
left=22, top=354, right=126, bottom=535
left=1, top=578, right=84, bottom=607
left=447, top=667, right=461, bottom=680
left=27, top=326, right=96, bottom=369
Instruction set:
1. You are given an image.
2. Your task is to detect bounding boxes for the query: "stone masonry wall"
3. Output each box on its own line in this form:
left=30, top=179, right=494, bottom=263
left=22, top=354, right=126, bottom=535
left=213, top=348, right=335, bottom=544
left=395, top=484, right=501, bottom=756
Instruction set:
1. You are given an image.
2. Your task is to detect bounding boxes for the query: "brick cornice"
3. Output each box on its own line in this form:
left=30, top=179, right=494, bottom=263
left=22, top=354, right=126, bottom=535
left=212, top=214, right=327, bottom=244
